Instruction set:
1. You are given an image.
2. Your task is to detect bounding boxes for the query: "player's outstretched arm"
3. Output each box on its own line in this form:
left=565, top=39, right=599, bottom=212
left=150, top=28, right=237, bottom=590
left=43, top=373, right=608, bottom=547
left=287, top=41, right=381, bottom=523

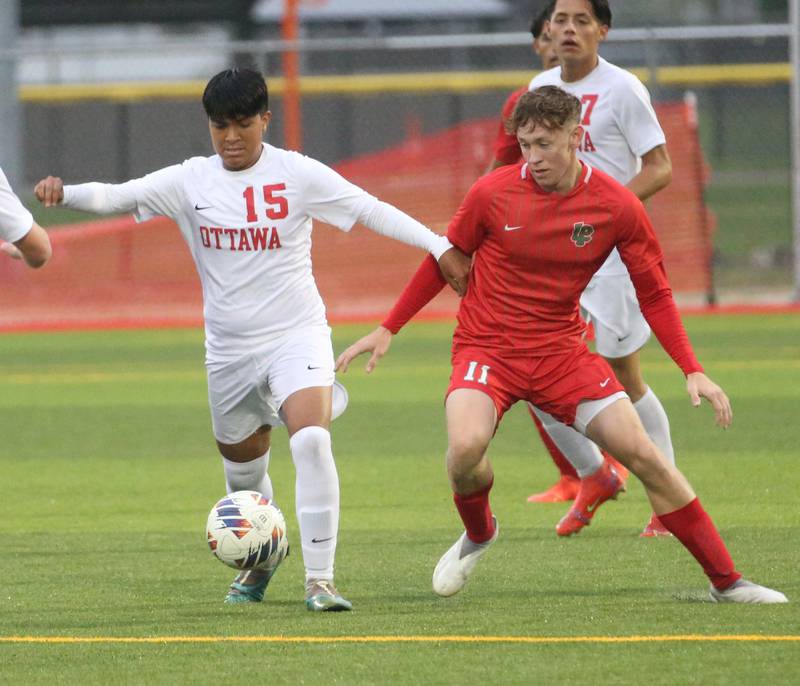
left=686, top=372, right=732, bottom=429
left=34, top=174, right=147, bottom=216
left=335, top=326, right=393, bottom=374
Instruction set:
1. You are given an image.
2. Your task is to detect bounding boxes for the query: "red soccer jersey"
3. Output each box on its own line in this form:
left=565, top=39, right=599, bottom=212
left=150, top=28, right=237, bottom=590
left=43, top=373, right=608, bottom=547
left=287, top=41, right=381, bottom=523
left=383, top=161, right=703, bottom=375
left=449, top=162, right=662, bottom=354
left=492, top=87, right=526, bottom=166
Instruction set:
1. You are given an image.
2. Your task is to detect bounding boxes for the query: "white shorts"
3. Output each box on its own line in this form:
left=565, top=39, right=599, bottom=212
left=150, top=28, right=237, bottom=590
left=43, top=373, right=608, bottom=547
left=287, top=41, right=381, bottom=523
left=580, top=273, right=651, bottom=359
left=206, top=325, right=345, bottom=444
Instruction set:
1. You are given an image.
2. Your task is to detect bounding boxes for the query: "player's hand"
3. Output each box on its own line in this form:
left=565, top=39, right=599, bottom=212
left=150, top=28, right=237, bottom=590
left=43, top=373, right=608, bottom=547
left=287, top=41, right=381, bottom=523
left=335, top=326, right=393, bottom=374
left=686, top=372, right=732, bottom=428
left=0, top=241, right=23, bottom=260
left=437, top=246, right=471, bottom=297
left=34, top=176, right=65, bottom=207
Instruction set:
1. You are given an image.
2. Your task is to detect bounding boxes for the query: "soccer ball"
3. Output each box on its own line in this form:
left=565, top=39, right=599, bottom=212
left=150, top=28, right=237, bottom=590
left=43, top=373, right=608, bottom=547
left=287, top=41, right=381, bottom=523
left=206, top=491, right=289, bottom=571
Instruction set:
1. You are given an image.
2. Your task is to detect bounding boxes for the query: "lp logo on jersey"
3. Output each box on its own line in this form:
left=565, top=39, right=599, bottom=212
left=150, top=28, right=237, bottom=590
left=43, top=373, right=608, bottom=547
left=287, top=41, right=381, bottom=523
left=570, top=221, right=595, bottom=247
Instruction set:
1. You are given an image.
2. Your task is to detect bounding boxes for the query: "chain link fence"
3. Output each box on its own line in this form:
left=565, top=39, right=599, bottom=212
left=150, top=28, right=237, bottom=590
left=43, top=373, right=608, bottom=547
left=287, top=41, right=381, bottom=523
left=13, top=24, right=797, bottom=301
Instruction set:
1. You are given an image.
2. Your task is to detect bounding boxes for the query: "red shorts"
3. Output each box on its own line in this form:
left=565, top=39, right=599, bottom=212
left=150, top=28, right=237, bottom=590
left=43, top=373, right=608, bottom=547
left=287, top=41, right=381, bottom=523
left=446, top=344, right=625, bottom=426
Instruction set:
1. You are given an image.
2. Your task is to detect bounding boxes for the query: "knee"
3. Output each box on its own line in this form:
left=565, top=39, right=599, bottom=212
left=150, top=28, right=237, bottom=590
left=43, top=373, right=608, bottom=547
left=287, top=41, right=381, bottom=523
left=289, top=426, right=332, bottom=464
left=447, top=433, right=490, bottom=479
left=627, top=442, right=674, bottom=486
left=448, top=426, right=490, bottom=462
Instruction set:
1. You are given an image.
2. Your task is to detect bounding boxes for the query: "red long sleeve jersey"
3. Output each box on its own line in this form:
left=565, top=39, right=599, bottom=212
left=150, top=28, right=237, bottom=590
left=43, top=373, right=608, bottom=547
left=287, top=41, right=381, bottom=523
left=383, top=162, right=702, bottom=375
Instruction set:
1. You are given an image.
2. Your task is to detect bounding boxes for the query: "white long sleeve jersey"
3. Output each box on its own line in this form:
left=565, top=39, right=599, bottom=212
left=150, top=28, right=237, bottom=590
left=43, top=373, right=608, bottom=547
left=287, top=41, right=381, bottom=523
left=529, top=57, right=666, bottom=277
left=0, top=167, right=34, bottom=243
left=63, top=144, right=451, bottom=360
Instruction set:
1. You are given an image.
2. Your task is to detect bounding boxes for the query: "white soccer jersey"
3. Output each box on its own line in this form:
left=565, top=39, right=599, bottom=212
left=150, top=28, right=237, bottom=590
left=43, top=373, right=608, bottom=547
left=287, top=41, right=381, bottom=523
left=529, top=57, right=666, bottom=276
left=103, top=144, right=402, bottom=360
left=0, top=166, right=34, bottom=244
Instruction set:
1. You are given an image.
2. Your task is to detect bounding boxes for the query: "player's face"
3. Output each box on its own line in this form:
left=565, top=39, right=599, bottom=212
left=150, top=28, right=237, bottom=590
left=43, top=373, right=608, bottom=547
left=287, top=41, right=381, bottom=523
left=549, top=0, right=608, bottom=66
left=533, top=27, right=559, bottom=70
left=517, top=119, right=582, bottom=193
left=208, top=111, right=271, bottom=171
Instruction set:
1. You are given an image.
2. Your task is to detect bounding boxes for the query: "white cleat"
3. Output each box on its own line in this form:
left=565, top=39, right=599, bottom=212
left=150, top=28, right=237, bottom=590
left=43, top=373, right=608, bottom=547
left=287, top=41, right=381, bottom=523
left=709, top=578, right=788, bottom=604
left=432, top=518, right=499, bottom=597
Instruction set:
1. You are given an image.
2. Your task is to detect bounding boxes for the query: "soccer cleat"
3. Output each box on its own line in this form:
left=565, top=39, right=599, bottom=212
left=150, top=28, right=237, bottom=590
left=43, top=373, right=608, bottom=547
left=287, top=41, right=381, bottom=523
left=555, top=462, right=625, bottom=537
left=432, top=517, right=499, bottom=597
left=224, top=566, right=278, bottom=604
left=527, top=475, right=580, bottom=503
left=640, top=513, right=673, bottom=538
left=305, top=578, right=352, bottom=612
left=709, top=578, right=788, bottom=604
left=604, top=453, right=629, bottom=483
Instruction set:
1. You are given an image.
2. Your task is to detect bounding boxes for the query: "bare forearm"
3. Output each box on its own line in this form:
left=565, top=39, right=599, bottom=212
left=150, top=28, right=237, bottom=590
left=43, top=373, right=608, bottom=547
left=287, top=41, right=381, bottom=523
left=628, top=146, right=672, bottom=202
left=626, top=165, right=671, bottom=202
left=14, top=223, right=52, bottom=268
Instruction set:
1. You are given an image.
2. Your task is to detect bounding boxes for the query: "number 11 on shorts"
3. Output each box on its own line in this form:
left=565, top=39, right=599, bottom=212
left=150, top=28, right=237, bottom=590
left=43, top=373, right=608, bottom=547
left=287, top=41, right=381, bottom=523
left=464, top=361, right=490, bottom=385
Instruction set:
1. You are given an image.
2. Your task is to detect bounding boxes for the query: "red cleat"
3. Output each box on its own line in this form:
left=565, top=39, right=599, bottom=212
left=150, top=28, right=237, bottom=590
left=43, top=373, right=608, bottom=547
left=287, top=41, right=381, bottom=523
left=527, top=474, right=580, bottom=503
left=603, top=453, right=629, bottom=483
left=639, top=513, right=673, bottom=538
left=555, top=462, right=625, bottom=536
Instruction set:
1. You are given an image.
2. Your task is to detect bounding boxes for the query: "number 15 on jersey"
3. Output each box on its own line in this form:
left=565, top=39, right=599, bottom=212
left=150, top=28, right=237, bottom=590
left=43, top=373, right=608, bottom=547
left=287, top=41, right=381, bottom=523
left=243, top=184, right=289, bottom=223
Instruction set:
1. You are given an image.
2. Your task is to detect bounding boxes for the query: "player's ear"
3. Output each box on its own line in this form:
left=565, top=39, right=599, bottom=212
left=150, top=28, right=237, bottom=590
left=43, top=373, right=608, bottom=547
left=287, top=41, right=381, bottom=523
left=260, top=110, right=272, bottom=134
left=598, top=24, right=609, bottom=42
left=570, top=125, right=583, bottom=149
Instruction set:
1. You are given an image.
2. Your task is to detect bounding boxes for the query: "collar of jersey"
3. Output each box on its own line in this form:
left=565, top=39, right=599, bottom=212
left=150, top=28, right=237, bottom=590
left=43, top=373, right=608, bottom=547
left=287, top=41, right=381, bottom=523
left=216, top=143, right=268, bottom=174
left=557, top=56, right=607, bottom=87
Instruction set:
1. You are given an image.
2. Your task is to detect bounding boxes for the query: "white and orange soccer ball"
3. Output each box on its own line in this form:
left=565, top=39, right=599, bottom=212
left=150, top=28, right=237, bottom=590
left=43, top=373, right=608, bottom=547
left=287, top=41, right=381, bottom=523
left=206, top=491, right=289, bottom=571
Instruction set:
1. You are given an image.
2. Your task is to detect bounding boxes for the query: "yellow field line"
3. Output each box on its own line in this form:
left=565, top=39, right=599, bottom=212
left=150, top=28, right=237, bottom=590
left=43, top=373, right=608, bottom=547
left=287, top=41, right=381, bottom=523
left=18, top=62, right=791, bottom=103
left=1, top=634, right=798, bottom=645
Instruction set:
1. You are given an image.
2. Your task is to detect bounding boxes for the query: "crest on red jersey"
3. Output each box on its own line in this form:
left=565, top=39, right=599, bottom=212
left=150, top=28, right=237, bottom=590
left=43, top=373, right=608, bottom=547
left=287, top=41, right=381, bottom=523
left=570, top=222, right=595, bottom=247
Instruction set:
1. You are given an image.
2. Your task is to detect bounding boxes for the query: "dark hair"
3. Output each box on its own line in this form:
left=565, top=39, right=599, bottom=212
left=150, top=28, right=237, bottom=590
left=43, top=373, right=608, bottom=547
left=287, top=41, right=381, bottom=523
left=505, top=86, right=582, bottom=134
left=529, top=2, right=556, bottom=39
left=202, top=68, right=269, bottom=121
left=552, top=0, right=612, bottom=27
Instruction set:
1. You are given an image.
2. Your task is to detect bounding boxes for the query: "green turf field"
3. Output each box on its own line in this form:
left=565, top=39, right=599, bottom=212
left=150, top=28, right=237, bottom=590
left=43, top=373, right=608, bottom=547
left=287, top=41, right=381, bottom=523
left=1, top=316, right=798, bottom=685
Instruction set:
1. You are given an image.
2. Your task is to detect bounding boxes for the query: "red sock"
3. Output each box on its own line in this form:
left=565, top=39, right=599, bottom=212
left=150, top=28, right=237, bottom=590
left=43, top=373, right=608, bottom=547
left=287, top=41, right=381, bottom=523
left=658, top=498, right=742, bottom=590
left=453, top=480, right=496, bottom=543
left=529, top=408, right=579, bottom=479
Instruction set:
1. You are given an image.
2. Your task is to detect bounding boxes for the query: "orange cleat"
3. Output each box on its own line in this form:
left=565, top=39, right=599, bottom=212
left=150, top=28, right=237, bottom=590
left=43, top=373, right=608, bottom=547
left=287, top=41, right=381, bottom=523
left=555, top=462, right=625, bottom=536
left=639, top=513, right=673, bottom=538
left=527, top=474, right=580, bottom=503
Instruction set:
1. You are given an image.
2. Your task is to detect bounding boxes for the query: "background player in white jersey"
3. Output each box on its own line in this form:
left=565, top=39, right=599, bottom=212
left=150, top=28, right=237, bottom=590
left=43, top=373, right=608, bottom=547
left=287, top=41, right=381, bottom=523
left=487, top=2, right=558, bottom=173
left=488, top=1, right=630, bottom=511
left=34, top=68, right=467, bottom=611
left=526, top=0, right=676, bottom=537
left=0, top=166, right=51, bottom=268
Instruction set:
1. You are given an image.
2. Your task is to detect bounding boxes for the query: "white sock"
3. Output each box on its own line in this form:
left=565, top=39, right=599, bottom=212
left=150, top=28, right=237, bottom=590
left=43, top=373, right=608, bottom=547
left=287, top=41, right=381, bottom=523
left=633, top=387, right=675, bottom=465
left=530, top=404, right=604, bottom=478
left=289, top=426, right=339, bottom=582
left=222, top=450, right=273, bottom=499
